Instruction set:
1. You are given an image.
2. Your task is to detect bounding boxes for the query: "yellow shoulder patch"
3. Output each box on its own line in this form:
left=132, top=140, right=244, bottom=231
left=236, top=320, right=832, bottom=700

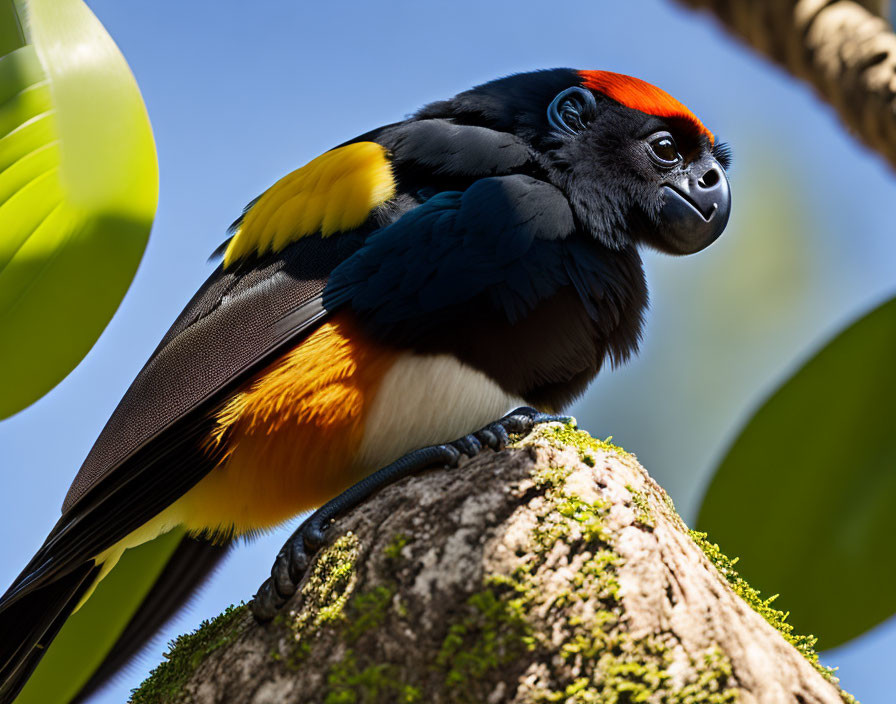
left=223, top=141, right=395, bottom=268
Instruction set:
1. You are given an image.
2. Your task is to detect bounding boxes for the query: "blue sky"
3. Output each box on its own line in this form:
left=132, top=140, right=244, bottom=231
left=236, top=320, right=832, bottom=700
left=2, top=1, right=895, bottom=700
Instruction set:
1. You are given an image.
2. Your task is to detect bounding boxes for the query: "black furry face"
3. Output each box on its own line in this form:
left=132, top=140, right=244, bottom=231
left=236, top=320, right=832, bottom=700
left=540, top=98, right=728, bottom=253
left=539, top=101, right=661, bottom=249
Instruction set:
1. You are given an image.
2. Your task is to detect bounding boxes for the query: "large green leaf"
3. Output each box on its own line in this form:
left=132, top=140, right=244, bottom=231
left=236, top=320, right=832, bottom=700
left=0, top=0, right=157, bottom=418
left=697, top=295, right=896, bottom=648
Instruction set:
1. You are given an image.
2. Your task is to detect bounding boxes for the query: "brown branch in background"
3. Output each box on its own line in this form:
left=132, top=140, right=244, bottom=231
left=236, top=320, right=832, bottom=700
left=676, top=0, right=896, bottom=170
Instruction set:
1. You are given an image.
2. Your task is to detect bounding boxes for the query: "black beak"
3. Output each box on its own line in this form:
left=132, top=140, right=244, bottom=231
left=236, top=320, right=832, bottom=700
left=658, top=157, right=731, bottom=255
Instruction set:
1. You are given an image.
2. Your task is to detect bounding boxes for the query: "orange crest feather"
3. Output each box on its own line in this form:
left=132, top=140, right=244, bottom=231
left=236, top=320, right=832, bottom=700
left=578, top=70, right=713, bottom=145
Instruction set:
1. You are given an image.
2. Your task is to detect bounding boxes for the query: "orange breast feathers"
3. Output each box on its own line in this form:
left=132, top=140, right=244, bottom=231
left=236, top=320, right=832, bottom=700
left=180, top=314, right=399, bottom=537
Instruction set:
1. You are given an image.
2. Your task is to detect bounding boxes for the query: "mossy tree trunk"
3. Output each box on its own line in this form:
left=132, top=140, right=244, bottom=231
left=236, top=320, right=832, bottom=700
left=131, top=425, right=855, bottom=704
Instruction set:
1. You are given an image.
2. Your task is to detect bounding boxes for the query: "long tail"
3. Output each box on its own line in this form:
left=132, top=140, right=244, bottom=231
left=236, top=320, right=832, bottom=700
left=1, top=532, right=229, bottom=704
left=0, top=562, right=100, bottom=704
left=71, top=535, right=228, bottom=703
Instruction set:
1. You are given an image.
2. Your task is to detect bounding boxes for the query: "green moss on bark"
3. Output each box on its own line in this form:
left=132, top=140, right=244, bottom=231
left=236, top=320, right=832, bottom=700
left=281, top=532, right=360, bottom=664
left=625, top=484, right=655, bottom=529
left=324, top=651, right=422, bottom=704
left=133, top=425, right=854, bottom=703
left=689, top=530, right=856, bottom=703
left=435, top=429, right=738, bottom=703
left=130, top=604, right=248, bottom=704
left=530, top=423, right=628, bottom=464
left=436, top=586, right=535, bottom=689
left=303, top=533, right=410, bottom=700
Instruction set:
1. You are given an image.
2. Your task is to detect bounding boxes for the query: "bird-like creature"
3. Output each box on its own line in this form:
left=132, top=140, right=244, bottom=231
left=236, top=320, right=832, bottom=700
left=0, top=68, right=730, bottom=703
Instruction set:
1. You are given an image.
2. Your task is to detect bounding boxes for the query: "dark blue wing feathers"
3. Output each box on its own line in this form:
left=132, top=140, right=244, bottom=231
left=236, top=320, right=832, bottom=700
left=325, top=174, right=616, bottom=331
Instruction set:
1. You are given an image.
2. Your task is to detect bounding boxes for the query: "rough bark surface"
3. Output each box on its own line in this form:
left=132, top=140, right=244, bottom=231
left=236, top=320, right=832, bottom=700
left=675, top=0, right=896, bottom=170
left=131, top=425, right=853, bottom=704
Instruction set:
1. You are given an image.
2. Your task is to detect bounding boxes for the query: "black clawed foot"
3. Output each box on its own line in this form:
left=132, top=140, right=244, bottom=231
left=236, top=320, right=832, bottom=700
left=250, top=407, right=572, bottom=621
left=251, top=443, right=459, bottom=622
left=506, top=405, right=576, bottom=429
left=455, top=406, right=575, bottom=456
left=251, top=515, right=318, bottom=621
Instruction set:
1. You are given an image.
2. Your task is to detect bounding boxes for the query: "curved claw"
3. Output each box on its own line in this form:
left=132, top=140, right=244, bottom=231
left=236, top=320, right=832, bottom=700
left=504, top=407, right=576, bottom=430
left=303, top=522, right=327, bottom=551
left=443, top=443, right=462, bottom=467
left=287, top=538, right=309, bottom=583
left=533, top=412, right=575, bottom=427
left=272, top=554, right=296, bottom=599
left=489, top=422, right=510, bottom=449
left=473, top=428, right=499, bottom=450
left=451, top=433, right=482, bottom=458
left=251, top=577, right=283, bottom=622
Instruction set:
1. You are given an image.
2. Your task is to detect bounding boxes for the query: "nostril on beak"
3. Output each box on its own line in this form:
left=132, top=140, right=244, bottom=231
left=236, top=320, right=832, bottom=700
left=698, top=167, right=720, bottom=189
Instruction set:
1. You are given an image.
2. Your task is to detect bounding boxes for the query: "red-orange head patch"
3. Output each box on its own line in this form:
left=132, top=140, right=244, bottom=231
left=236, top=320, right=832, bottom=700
left=579, top=70, right=713, bottom=145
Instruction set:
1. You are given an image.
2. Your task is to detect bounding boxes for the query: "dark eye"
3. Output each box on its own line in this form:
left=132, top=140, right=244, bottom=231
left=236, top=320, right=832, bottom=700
left=648, top=132, right=681, bottom=166
left=547, top=87, right=597, bottom=136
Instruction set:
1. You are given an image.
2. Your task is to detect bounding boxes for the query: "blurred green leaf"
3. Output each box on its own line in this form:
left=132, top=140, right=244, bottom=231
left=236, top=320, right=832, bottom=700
left=698, top=294, right=896, bottom=649
left=0, top=0, right=157, bottom=418
left=15, top=530, right=184, bottom=704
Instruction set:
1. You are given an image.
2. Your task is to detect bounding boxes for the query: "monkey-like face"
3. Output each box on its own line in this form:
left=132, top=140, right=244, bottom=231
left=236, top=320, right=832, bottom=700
left=413, top=69, right=730, bottom=254
left=541, top=84, right=731, bottom=254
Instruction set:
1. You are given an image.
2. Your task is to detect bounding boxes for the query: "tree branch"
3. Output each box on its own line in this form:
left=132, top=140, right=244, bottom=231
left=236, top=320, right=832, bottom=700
left=676, top=0, right=896, bottom=170
left=131, top=425, right=854, bottom=704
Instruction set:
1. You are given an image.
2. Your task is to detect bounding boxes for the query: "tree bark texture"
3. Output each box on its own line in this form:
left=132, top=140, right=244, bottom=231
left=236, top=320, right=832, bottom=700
left=130, top=424, right=855, bottom=704
left=675, top=0, right=896, bottom=171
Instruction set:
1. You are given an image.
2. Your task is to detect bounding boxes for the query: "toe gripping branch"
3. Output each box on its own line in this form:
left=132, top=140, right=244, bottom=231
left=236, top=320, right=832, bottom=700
left=250, top=407, right=572, bottom=621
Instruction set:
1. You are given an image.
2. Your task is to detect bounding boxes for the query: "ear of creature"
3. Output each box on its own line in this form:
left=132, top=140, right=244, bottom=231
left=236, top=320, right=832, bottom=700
left=414, top=69, right=582, bottom=135
left=547, top=87, right=598, bottom=136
